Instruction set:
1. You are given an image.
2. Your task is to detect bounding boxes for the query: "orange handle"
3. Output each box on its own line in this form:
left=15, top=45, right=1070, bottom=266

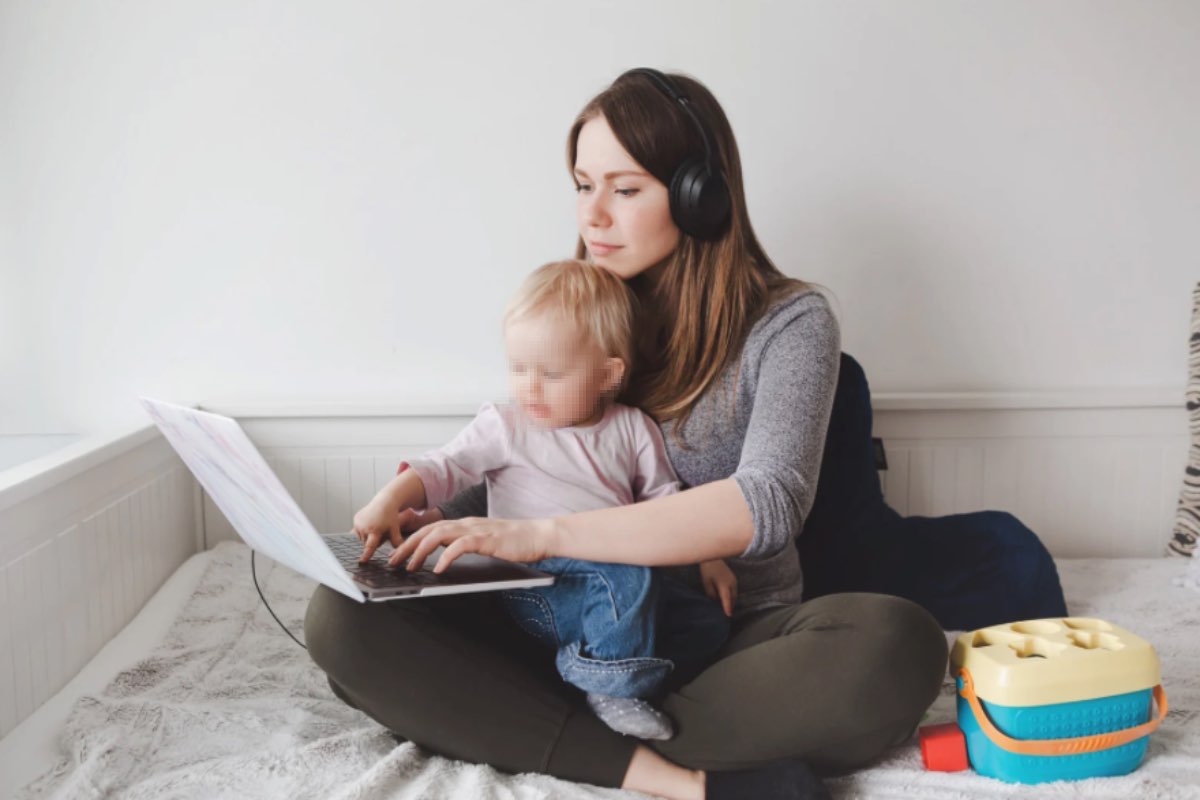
left=957, top=667, right=1168, bottom=757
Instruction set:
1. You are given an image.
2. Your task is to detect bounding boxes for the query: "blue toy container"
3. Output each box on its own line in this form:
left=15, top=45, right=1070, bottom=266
left=942, top=617, right=1167, bottom=784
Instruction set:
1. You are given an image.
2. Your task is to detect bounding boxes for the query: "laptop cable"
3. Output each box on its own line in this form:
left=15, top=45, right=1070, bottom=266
left=251, top=549, right=308, bottom=650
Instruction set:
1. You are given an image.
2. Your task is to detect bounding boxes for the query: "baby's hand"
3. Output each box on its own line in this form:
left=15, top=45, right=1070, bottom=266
left=699, top=559, right=738, bottom=617
left=352, top=499, right=405, bottom=563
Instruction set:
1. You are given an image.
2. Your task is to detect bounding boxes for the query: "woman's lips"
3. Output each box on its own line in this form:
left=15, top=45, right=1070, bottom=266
left=589, top=241, right=622, bottom=256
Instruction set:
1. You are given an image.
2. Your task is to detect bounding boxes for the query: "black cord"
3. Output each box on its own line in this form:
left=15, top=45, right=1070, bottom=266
left=251, top=549, right=308, bottom=650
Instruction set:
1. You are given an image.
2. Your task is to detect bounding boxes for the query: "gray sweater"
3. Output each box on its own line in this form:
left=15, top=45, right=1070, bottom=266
left=441, top=288, right=841, bottom=614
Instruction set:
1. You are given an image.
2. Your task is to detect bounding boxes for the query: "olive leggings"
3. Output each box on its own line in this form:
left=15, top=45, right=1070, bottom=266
left=303, top=586, right=947, bottom=788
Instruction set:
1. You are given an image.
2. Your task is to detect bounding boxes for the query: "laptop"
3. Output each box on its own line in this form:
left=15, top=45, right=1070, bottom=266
left=139, top=397, right=554, bottom=602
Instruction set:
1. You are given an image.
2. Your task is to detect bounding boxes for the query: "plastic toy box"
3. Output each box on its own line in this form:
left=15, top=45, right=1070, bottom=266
left=924, top=617, right=1167, bottom=784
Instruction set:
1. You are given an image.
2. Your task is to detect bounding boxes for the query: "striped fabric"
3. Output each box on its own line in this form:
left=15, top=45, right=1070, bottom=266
left=1170, top=282, right=1200, bottom=557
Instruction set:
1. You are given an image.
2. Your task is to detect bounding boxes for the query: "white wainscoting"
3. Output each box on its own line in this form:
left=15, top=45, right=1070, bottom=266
left=0, top=426, right=199, bottom=739
left=200, top=411, right=479, bottom=546
left=203, top=399, right=1189, bottom=560
left=873, top=401, right=1188, bottom=558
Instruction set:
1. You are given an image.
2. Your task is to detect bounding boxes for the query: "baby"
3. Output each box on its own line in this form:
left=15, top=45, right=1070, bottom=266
left=352, top=259, right=733, bottom=740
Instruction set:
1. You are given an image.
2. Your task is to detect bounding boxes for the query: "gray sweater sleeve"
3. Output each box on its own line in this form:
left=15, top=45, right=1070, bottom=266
left=732, top=294, right=841, bottom=561
left=437, top=482, right=488, bottom=520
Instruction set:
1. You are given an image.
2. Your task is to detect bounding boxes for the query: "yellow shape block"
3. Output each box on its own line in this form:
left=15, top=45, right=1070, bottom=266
left=951, top=618, right=1160, bottom=707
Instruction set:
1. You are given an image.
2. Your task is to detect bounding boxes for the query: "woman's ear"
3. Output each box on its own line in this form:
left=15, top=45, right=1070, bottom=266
left=602, top=357, right=627, bottom=396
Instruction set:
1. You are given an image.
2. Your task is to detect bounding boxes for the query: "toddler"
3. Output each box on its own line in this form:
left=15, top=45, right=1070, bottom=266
left=352, top=259, right=733, bottom=740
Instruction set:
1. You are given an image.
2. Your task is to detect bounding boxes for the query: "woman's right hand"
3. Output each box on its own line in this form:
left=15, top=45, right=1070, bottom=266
left=354, top=503, right=443, bottom=563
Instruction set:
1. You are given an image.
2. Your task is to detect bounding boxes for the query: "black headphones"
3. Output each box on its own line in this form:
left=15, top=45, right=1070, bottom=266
left=618, top=68, right=731, bottom=241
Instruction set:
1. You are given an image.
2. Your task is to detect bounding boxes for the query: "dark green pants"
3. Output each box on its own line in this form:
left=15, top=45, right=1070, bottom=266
left=303, top=586, right=947, bottom=788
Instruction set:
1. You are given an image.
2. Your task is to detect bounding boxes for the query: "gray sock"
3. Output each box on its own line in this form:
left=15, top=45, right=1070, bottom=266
left=586, top=693, right=675, bottom=740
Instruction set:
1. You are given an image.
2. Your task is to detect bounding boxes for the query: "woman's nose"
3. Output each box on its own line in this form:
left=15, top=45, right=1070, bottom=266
left=580, top=191, right=610, bottom=228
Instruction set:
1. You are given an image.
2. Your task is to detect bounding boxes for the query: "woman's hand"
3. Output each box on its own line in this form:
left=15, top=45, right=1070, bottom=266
left=354, top=504, right=442, bottom=563
left=386, top=516, right=556, bottom=573
left=699, top=559, right=738, bottom=617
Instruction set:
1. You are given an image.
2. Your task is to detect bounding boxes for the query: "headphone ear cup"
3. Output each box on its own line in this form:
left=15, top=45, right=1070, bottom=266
left=669, top=158, right=731, bottom=240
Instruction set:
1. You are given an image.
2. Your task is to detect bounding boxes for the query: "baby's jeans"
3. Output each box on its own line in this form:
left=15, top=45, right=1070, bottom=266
left=501, top=559, right=729, bottom=699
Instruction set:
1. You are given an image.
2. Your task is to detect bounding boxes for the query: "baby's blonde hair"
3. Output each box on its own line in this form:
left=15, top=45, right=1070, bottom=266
left=504, top=259, right=635, bottom=391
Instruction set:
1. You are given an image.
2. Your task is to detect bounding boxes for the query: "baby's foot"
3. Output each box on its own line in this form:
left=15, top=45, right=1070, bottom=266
left=586, top=693, right=674, bottom=740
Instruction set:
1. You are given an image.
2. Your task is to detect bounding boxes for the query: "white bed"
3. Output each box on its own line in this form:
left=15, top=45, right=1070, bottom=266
left=0, top=548, right=215, bottom=797
left=2, top=543, right=1196, bottom=800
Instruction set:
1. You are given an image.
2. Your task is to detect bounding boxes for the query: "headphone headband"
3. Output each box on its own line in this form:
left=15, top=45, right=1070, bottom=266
left=614, top=68, right=731, bottom=240
left=618, top=68, right=717, bottom=165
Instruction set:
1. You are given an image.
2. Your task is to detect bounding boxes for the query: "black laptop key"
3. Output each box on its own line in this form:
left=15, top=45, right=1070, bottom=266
left=347, top=559, right=443, bottom=589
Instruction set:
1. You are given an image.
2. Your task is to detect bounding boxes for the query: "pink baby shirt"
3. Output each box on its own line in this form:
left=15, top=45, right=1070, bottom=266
left=403, top=402, right=682, bottom=519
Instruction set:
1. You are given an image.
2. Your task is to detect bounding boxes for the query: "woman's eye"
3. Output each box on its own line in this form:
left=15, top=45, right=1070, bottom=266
left=575, top=183, right=592, bottom=194
left=615, top=188, right=639, bottom=197
left=510, top=365, right=527, bottom=375
left=544, top=372, right=565, bottom=380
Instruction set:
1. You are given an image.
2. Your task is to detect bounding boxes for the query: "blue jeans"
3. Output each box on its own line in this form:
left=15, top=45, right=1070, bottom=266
left=501, top=559, right=729, bottom=699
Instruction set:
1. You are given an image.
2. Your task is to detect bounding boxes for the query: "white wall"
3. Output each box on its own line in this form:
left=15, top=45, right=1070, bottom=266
left=0, top=142, right=39, bottom=434
left=2, top=0, right=1198, bottom=435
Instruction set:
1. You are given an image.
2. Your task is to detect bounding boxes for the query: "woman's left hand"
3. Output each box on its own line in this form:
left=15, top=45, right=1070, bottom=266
left=386, top=516, right=556, bottom=573
left=699, top=559, right=738, bottom=617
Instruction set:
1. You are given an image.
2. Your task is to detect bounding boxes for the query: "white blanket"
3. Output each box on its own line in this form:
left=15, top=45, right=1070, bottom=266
left=16, top=544, right=1200, bottom=799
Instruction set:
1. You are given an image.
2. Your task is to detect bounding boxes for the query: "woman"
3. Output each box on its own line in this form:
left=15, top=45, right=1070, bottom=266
left=305, top=69, right=948, bottom=800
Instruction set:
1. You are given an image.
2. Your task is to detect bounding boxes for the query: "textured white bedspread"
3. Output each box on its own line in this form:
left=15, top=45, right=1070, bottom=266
left=13, top=544, right=1200, bottom=799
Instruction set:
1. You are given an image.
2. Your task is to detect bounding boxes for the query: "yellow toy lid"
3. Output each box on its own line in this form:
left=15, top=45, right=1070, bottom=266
left=950, top=617, right=1160, bottom=707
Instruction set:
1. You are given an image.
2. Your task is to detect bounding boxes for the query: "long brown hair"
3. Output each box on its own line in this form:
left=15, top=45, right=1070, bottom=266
left=568, top=70, right=811, bottom=436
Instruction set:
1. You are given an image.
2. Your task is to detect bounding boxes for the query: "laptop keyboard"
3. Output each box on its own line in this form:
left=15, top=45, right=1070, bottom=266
left=324, top=534, right=442, bottom=588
